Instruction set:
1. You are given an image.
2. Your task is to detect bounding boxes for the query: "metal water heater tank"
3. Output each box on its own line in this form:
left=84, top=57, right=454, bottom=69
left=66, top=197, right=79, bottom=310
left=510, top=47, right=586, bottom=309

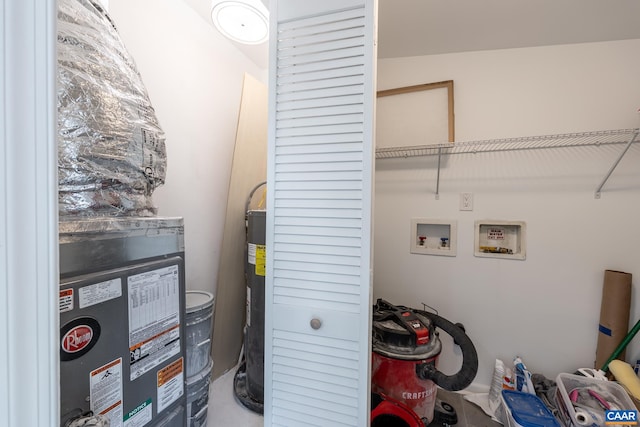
left=245, top=209, right=266, bottom=404
left=234, top=182, right=267, bottom=413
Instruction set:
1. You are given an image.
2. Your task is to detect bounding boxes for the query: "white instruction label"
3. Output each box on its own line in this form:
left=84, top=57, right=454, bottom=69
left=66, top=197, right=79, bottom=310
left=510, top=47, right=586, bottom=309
left=123, top=398, right=152, bottom=427
left=79, top=278, right=122, bottom=309
left=90, top=358, right=123, bottom=427
left=59, top=289, right=74, bottom=313
left=248, top=243, right=256, bottom=265
left=487, top=228, right=505, bottom=240
left=157, top=358, right=184, bottom=413
left=128, top=265, right=181, bottom=381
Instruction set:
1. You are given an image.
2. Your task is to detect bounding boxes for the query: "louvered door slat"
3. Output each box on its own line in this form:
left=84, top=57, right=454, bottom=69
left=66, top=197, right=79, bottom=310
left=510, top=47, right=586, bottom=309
left=275, top=162, right=364, bottom=175
left=275, top=253, right=360, bottom=269
left=274, top=277, right=359, bottom=293
left=275, top=189, right=363, bottom=199
left=277, top=105, right=363, bottom=121
left=275, top=225, right=363, bottom=238
left=278, top=65, right=364, bottom=85
left=274, top=337, right=359, bottom=359
left=276, top=123, right=364, bottom=138
left=273, top=390, right=357, bottom=417
left=281, top=36, right=364, bottom=59
left=277, top=113, right=364, bottom=129
left=277, top=45, right=364, bottom=68
left=278, top=6, right=365, bottom=32
left=272, top=407, right=355, bottom=427
left=274, top=133, right=363, bottom=146
left=274, top=268, right=361, bottom=286
left=278, top=73, right=364, bottom=92
left=275, top=171, right=363, bottom=183
left=266, top=2, right=375, bottom=425
left=278, top=56, right=365, bottom=77
left=274, top=242, right=362, bottom=256
left=278, top=87, right=362, bottom=104
left=280, top=27, right=365, bottom=50
left=278, top=374, right=354, bottom=400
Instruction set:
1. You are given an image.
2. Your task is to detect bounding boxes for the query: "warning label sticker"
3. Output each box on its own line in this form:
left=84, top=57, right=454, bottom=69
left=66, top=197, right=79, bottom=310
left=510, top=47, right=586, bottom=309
left=255, top=245, right=266, bottom=277
left=79, top=278, right=122, bottom=309
left=248, top=243, right=256, bottom=265
left=59, top=289, right=74, bottom=313
left=128, top=265, right=181, bottom=381
left=90, top=358, right=123, bottom=427
left=157, top=358, right=184, bottom=413
left=123, top=398, right=152, bottom=427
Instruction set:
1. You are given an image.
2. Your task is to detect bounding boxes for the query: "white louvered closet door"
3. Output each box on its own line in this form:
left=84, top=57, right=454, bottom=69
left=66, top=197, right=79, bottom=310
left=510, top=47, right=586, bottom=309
left=265, top=1, right=377, bottom=426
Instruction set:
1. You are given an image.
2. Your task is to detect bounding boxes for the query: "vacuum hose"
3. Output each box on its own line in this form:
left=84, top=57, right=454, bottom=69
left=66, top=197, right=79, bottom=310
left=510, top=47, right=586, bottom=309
left=415, top=310, right=479, bottom=391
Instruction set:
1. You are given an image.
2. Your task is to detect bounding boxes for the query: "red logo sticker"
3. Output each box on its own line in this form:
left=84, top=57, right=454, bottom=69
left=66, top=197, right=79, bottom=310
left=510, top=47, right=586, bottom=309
left=62, top=325, right=93, bottom=353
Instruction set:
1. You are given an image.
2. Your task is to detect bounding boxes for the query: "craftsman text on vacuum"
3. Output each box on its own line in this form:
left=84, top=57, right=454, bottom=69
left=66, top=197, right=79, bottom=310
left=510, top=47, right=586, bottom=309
left=402, top=388, right=435, bottom=400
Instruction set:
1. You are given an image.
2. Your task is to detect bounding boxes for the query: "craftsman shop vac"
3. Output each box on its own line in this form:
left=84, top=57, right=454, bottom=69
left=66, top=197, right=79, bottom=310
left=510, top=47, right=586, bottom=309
left=371, top=299, right=479, bottom=426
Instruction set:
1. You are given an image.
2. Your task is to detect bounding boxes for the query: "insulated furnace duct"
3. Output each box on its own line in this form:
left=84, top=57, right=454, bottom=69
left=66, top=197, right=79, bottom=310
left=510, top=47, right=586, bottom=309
left=57, top=0, right=167, bottom=217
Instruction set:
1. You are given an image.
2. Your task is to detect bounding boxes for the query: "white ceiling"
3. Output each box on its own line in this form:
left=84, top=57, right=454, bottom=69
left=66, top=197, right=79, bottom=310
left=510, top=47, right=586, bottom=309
left=183, top=0, right=640, bottom=67
left=378, top=0, right=640, bottom=58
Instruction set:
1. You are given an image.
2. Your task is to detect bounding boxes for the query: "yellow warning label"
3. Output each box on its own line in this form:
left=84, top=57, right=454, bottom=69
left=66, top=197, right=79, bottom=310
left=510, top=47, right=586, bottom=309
left=157, top=358, right=183, bottom=387
left=157, top=357, right=184, bottom=413
left=255, top=245, right=266, bottom=277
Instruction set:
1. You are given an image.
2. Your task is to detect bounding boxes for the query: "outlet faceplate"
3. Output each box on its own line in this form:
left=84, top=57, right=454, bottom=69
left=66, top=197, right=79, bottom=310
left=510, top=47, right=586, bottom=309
left=460, top=192, right=473, bottom=211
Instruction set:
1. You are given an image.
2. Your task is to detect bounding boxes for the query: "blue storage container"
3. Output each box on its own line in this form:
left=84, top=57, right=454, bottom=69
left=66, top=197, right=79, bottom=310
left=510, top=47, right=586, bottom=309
left=501, top=390, right=561, bottom=427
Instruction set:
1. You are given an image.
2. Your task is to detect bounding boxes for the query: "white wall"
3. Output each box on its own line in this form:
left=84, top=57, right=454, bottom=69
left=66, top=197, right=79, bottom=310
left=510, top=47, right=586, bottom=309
left=83, top=3, right=640, bottom=391
left=109, top=0, right=267, bottom=296
left=375, top=39, right=640, bottom=388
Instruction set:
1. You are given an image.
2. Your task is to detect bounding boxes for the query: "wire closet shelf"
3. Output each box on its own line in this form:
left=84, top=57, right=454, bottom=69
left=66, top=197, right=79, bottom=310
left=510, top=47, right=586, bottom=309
left=374, top=128, right=640, bottom=199
left=375, top=128, right=638, bottom=159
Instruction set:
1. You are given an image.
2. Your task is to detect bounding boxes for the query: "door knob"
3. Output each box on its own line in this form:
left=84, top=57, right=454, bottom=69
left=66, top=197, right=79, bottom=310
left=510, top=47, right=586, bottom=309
left=310, top=318, right=322, bottom=330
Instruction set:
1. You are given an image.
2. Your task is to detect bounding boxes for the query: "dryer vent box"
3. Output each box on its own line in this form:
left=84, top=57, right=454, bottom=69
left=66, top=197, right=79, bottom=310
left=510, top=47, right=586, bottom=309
left=474, top=220, right=526, bottom=260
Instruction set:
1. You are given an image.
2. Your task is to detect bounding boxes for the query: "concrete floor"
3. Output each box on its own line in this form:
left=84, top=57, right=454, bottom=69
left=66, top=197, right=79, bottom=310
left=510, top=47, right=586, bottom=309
left=208, top=366, right=263, bottom=427
left=432, top=389, right=502, bottom=427
left=206, top=366, right=501, bottom=427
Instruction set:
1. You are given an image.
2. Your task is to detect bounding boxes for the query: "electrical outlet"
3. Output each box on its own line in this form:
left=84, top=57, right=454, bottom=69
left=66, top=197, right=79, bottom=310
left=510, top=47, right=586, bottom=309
left=460, top=192, right=473, bottom=211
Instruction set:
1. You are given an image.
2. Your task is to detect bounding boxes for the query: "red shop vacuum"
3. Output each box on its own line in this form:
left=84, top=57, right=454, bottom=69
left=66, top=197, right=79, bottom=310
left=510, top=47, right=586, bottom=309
left=371, top=299, right=479, bottom=426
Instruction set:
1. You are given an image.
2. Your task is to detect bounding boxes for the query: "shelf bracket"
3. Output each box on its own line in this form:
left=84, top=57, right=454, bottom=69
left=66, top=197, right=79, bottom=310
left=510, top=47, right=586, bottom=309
left=594, top=128, right=639, bottom=199
left=435, top=147, right=442, bottom=200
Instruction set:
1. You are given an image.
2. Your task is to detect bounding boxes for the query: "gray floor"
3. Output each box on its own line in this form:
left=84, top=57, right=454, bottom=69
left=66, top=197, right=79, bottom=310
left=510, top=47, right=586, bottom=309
left=208, top=366, right=263, bottom=427
left=434, top=389, right=502, bottom=427
left=207, top=366, right=501, bottom=427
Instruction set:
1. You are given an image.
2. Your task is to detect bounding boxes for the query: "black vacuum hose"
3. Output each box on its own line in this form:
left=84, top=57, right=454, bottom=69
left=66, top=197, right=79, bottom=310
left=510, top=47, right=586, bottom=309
left=415, top=310, right=478, bottom=391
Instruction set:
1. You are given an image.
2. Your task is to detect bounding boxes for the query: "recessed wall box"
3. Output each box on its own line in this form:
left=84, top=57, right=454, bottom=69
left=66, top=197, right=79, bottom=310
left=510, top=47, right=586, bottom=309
left=474, top=220, right=526, bottom=260
left=410, top=219, right=457, bottom=256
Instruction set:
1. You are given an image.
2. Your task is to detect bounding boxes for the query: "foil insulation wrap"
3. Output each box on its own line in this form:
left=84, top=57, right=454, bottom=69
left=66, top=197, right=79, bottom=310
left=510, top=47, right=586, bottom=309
left=58, top=0, right=166, bottom=217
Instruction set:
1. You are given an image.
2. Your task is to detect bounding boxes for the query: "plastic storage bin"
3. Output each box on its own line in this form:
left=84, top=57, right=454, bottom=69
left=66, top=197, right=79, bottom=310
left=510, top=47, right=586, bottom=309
left=501, top=390, right=561, bottom=427
left=555, top=373, right=636, bottom=427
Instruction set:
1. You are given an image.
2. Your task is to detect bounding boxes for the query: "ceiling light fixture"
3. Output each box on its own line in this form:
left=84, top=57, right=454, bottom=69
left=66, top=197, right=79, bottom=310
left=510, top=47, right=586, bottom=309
left=211, top=0, right=269, bottom=45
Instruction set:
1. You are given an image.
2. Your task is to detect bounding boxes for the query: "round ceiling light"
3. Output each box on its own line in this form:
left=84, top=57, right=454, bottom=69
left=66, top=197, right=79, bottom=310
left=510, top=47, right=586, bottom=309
left=211, top=1, right=269, bottom=45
